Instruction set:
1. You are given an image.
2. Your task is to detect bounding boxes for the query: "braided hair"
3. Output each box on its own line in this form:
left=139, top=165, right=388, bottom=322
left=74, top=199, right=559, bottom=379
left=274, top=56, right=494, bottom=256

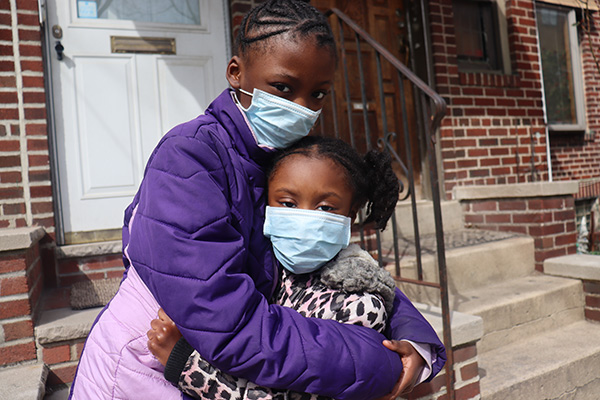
left=268, top=136, right=400, bottom=230
left=235, top=0, right=336, bottom=57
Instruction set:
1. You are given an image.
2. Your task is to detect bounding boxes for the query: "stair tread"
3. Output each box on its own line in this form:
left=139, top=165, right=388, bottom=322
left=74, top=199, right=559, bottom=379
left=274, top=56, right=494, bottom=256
left=455, top=273, right=582, bottom=315
left=479, top=320, right=600, bottom=398
left=0, top=363, right=47, bottom=400
left=387, top=228, right=526, bottom=256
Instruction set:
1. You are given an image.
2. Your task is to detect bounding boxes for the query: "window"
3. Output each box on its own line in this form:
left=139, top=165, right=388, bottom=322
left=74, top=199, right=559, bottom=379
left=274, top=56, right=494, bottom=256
left=76, top=0, right=201, bottom=25
left=537, top=4, right=585, bottom=131
left=453, top=0, right=503, bottom=72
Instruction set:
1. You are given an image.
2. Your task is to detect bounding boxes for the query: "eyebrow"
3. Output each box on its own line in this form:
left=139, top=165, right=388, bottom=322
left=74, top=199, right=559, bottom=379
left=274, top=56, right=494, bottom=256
left=272, top=72, right=332, bottom=86
left=319, top=191, right=343, bottom=200
left=272, top=187, right=298, bottom=195
left=272, top=188, right=342, bottom=200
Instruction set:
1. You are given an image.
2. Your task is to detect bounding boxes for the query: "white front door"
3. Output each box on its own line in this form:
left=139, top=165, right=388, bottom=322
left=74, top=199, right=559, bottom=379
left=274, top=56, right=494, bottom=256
left=46, top=0, right=229, bottom=243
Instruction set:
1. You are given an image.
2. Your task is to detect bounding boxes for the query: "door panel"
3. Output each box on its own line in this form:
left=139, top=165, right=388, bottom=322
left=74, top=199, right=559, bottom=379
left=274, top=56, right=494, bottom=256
left=47, top=0, right=228, bottom=243
left=74, top=56, right=141, bottom=197
left=156, top=56, right=214, bottom=134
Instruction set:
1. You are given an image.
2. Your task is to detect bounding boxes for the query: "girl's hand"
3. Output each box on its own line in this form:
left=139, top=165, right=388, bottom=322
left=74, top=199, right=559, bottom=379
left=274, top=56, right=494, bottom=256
left=147, top=308, right=183, bottom=366
left=375, top=340, right=426, bottom=400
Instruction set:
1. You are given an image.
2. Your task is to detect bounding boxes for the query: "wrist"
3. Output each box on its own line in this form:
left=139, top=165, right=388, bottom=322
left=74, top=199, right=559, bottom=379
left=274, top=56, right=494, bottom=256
left=164, top=336, right=195, bottom=385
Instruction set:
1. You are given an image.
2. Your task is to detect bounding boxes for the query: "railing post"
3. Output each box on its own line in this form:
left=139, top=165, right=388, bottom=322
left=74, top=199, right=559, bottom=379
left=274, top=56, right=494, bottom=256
left=427, top=120, right=455, bottom=400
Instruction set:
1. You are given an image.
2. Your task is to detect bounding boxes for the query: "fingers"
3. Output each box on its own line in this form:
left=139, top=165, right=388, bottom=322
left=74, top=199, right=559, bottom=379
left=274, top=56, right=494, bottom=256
left=147, top=309, right=173, bottom=343
left=150, top=318, right=160, bottom=331
left=158, top=307, right=170, bottom=322
left=388, top=370, right=406, bottom=399
left=382, top=339, right=414, bottom=355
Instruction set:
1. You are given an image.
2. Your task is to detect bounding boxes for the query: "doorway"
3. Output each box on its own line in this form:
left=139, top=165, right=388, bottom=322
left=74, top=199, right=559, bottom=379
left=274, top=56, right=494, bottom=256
left=45, top=0, right=230, bottom=244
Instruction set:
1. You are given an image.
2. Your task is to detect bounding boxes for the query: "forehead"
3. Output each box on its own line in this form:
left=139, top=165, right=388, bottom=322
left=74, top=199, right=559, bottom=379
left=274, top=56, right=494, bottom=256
left=243, top=34, right=336, bottom=79
left=270, top=154, right=351, bottom=191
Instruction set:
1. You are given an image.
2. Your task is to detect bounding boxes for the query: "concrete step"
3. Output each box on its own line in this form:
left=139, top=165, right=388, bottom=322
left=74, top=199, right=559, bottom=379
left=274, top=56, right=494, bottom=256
left=0, top=363, right=48, bottom=400
left=479, top=320, right=600, bottom=400
left=389, top=234, right=535, bottom=299
left=35, top=306, right=101, bottom=346
left=455, top=274, right=584, bottom=353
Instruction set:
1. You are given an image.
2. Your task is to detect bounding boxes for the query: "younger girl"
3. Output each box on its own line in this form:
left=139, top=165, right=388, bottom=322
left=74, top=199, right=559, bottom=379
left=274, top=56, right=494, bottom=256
left=70, top=1, right=444, bottom=399
left=148, top=136, right=433, bottom=400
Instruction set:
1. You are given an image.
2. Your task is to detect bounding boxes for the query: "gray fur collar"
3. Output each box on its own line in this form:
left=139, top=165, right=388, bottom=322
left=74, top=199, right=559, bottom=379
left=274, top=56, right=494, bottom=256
left=318, top=244, right=396, bottom=314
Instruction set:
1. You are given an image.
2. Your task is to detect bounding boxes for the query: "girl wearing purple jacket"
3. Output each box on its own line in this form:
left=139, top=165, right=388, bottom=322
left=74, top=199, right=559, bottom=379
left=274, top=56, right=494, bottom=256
left=147, top=136, right=441, bottom=400
left=70, top=1, right=444, bottom=399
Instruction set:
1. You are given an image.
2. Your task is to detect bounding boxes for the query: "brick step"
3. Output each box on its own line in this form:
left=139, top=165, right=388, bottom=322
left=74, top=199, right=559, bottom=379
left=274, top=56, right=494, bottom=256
left=0, top=363, right=48, bottom=400
left=479, top=320, right=600, bottom=400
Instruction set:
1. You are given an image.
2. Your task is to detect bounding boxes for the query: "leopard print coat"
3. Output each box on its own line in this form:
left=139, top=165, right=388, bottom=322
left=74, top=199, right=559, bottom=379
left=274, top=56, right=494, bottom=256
left=176, top=244, right=396, bottom=400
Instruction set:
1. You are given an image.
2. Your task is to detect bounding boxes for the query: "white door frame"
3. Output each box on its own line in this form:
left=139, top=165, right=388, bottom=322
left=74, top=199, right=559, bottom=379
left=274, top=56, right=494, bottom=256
left=41, top=0, right=232, bottom=245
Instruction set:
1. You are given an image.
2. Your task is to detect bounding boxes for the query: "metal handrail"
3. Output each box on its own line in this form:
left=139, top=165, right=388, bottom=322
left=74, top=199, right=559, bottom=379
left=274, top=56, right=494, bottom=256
left=323, top=8, right=454, bottom=399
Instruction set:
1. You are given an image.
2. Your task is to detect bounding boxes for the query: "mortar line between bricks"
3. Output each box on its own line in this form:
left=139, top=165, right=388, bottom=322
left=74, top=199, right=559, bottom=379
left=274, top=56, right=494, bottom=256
left=0, top=292, right=28, bottom=301
left=0, top=270, right=27, bottom=278
left=10, top=0, right=33, bottom=226
left=0, top=336, right=34, bottom=347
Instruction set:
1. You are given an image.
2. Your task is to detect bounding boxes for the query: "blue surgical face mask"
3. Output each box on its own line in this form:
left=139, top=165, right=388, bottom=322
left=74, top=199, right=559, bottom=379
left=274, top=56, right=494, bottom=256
left=263, top=206, right=351, bottom=274
left=237, top=88, right=321, bottom=149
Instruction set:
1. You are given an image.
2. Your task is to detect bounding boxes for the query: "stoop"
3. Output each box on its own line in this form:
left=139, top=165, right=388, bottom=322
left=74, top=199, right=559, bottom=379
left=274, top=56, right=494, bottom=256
left=385, top=199, right=600, bottom=400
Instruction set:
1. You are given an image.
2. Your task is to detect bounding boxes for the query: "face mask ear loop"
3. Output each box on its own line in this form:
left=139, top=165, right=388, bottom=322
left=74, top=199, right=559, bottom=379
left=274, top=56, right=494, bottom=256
left=239, top=88, right=254, bottom=97
left=235, top=88, right=254, bottom=112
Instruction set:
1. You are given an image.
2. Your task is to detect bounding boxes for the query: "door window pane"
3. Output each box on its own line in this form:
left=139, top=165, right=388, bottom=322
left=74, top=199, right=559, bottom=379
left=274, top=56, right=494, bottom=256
left=537, top=5, right=583, bottom=128
left=76, top=0, right=201, bottom=25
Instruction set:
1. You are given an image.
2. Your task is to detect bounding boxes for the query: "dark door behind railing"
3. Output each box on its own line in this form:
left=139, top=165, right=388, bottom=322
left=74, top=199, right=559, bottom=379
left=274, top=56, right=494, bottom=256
left=319, top=8, right=455, bottom=399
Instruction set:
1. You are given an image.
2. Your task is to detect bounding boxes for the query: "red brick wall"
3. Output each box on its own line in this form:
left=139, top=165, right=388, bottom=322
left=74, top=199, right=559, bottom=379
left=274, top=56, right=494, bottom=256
left=583, top=280, right=600, bottom=322
left=461, top=195, right=577, bottom=271
left=42, top=339, right=83, bottom=388
left=0, top=237, right=44, bottom=367
left=0, top=0, right=54, bottom=234
left=430, top=0, right=550, bottom=198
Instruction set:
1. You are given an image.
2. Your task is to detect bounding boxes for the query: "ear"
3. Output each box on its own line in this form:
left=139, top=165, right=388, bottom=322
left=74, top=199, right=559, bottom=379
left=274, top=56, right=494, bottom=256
left=226, top=56, right=242, bottom=89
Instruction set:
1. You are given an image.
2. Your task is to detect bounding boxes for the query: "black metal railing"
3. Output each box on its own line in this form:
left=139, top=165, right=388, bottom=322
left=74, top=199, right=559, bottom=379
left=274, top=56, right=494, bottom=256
left=321, top=8, right=455, bottom=399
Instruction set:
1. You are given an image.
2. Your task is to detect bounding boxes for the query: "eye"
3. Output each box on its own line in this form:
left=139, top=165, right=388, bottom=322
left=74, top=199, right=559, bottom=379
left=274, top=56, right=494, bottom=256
left=272, top=83, right=291, bottom=94
left=317, top=205, right=334, bottom=212
left=313, top=90, right=328, bottom=100
left=281, top=201, right=296, bottom=208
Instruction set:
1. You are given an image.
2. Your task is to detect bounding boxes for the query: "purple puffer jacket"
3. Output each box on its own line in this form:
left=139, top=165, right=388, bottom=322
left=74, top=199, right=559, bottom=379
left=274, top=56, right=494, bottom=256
left=71, top=90, right=445, bottom=400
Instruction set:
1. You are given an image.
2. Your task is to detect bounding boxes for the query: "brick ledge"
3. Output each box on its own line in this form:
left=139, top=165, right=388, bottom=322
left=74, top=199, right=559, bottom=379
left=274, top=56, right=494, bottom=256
left=453, top=181, right=578, bottom=200
left=55, top=240, right=121, bottom=260
left=544, top=254, right=600, bottom=281
left=0, top=227, right=45, bottom=252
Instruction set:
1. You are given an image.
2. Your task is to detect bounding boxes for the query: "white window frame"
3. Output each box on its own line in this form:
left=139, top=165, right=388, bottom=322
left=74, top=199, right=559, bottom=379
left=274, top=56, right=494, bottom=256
left=537, top=4, right=586, bottom=132
left=69, top=0, right=209, bottom=32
